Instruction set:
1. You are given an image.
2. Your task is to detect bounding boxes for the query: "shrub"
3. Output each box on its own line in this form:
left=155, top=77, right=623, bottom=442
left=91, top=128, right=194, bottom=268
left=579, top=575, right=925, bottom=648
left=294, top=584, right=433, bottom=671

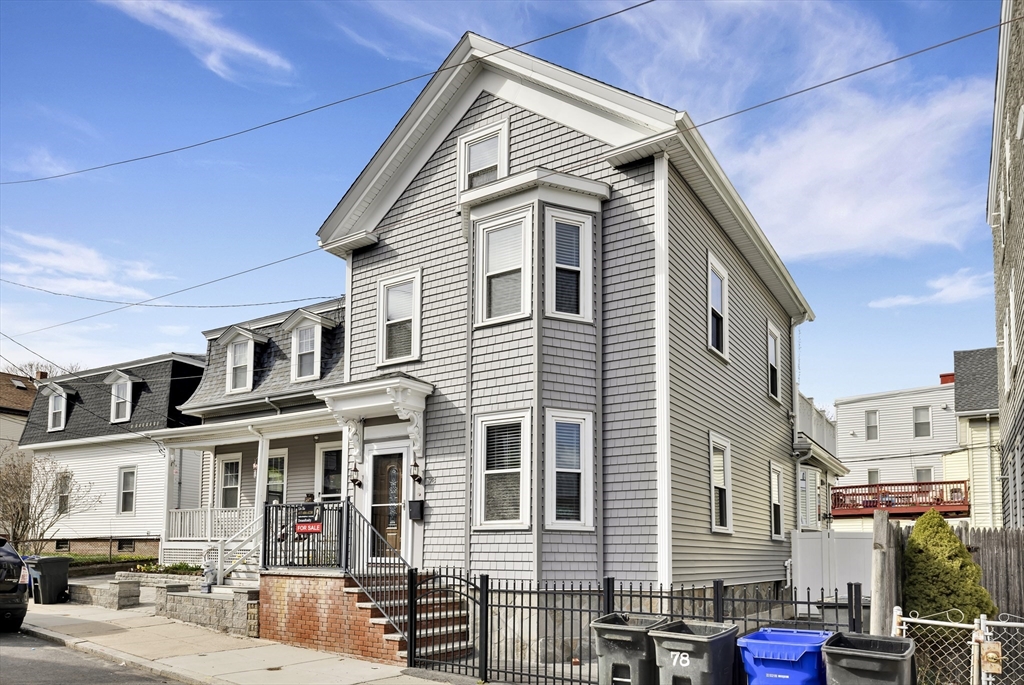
left=133, top=561, right=202, bottom=576
left=903, top=509, right=997, bottom=621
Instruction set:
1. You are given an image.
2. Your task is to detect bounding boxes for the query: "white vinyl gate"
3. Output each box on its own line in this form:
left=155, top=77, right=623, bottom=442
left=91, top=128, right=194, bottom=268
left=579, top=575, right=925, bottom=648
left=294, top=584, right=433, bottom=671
left=791, top=529, right=873, bottom=598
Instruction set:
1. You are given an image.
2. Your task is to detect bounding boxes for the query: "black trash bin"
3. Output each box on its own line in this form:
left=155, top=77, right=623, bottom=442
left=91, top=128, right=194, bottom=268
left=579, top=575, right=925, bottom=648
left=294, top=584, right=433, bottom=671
left=591, top=613, right=669, bottom=685
left=823, top=632, right=915, bottom=685
left=650, top=619, right=739, bottom=685
left=24, top=556, right=70, bottom=604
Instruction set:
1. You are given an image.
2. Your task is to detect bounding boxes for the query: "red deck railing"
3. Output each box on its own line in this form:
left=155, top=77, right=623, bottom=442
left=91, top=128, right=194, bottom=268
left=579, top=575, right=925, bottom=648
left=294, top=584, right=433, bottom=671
left=831, top=480, right=970, bottom=518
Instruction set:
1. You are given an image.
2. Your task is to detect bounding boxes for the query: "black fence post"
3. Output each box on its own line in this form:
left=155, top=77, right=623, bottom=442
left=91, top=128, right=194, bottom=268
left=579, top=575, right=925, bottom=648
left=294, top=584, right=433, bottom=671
left=341, top=498, right=350, bottom=571
left=847, top=582, right=855, bottom=632
left=261, top=503, right=269, bottom=569
left=603, top=576, right=615, bottom=616
left=407, top=567, right=417, bottom=668
left=852, top=582, right=863, bottom=633
left=713, top=579, right=725, bottom=623
left=479, top=574, right=489, bottom=683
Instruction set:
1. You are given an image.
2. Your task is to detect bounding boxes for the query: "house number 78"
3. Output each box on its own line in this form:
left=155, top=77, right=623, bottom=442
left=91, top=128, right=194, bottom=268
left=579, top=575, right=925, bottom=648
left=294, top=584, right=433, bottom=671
left=670, top=652, right=690, bottom=667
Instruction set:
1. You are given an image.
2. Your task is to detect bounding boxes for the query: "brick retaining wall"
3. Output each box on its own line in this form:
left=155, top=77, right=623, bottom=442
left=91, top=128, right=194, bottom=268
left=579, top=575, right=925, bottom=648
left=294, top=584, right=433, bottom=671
left=114, top=571, right=202, bottom=591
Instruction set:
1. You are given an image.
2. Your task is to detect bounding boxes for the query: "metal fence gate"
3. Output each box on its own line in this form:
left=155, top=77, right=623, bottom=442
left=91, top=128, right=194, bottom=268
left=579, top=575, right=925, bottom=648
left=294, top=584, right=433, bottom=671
left=895, top=608, right=1024, bottom=684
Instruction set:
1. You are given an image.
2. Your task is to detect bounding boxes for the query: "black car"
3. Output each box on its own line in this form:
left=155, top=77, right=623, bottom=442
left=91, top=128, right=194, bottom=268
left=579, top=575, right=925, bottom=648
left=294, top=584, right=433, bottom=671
left=0, top=537, right=30, bottom=631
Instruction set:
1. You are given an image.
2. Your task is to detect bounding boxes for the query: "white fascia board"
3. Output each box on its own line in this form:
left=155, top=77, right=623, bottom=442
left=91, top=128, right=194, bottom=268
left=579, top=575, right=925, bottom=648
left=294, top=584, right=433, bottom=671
left=147, top=407, right=335, bottom=446
left=281, top=309, right=338, bottom=332
left=319, top=230, right=379, bottom=257
left=460, top=167, right=610, bottom=209
left=44, top=353, right=206, bottom=384
left=201, top=298, right=344, bottom=340
left=316, top=32, right=672, bottom=249
left=215, top=326, right=270, bottom=347
left=315, top=377, right=433, bottom=419
left=21, top=432, right=150, bottom=452
left=986, top=0, right=1014, bottom=226
left=835, top=383, right=954, bottom=405
left=955, top=409, right=999, bottom=418
left=103, top=369, right=142, bottom=385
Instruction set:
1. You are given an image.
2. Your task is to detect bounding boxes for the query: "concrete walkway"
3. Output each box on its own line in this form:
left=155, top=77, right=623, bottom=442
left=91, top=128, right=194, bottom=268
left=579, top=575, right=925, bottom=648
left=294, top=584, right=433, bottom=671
left=22, top=598, right=469, bottom=685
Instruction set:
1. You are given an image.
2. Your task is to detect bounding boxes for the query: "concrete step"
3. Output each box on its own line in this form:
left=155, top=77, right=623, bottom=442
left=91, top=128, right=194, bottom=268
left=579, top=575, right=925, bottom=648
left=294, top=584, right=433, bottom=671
left=397, top=640, right=474, bottom=661
left=382, top=623, right=470, bottom=643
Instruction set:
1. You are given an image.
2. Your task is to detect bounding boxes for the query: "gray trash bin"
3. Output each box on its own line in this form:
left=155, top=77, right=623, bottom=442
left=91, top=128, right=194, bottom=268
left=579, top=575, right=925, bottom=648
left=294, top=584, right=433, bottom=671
left=591, top=613, right=669, bottom=685
left=823, top=633, right=915, bottom=685
left=650, top=619, right=739, bottom=685
left=24, top=556, right=70, bottom=604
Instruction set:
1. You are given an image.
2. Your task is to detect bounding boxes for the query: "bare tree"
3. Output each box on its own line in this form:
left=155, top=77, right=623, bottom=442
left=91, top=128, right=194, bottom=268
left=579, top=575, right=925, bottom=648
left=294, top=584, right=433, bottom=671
left=2, top=360, right=81, bottom=379
left=0, top=445, right=99, bottom=554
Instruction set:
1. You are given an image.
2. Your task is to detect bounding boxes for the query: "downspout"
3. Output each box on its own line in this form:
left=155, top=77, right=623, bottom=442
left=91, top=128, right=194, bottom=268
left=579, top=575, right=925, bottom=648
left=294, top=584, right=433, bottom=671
left=265, top=397, right=282, bottom=415
left=533, top=200, right=542, bottom=584
left=463, top=210, right=475, bottom=571
left=344, top=253, right=353, bottom=384
left=595, top=207, right=605, bottom=579
left=987, top=414, right=995, bottom=527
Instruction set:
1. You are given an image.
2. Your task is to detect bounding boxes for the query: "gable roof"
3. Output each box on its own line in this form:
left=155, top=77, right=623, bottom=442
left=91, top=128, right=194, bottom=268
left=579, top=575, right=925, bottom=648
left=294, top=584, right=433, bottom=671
left=316, top=33, right=812, bottom=322
left=0, top=372, right=36, bottom=415
left=953, top=347, right=999, bottom=414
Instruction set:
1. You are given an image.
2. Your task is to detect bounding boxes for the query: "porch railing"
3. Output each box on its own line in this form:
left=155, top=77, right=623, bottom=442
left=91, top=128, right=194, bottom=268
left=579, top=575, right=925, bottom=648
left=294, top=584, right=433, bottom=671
left=831, top=480, right=970, bottom=517
left=167, top=507, right=255, bottom=540
left=262, top=498, right=412, bottom=638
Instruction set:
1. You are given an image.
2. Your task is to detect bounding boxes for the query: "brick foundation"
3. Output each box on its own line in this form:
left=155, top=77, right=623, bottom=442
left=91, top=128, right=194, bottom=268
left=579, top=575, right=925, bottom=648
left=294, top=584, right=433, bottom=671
left=32, top=537, right=159, bottom=557
left=259, top=569, right=404, bottom=664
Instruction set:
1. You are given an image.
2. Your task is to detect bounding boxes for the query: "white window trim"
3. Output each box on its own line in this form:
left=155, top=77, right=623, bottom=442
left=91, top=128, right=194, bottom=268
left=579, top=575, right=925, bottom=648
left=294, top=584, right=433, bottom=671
left=913, top=405, right=932, bottom=439
left=708, top=431, right=733, bottom=534
left=314, top=441, right=346, bottom=503
left=290, top=323, right=322, bottom=382
left=218, top=454, right=242, bottom=508
left=766, top=320, right=782, bottom=403
left=473, top=409, right=531, bottom=531
left=544, top=207, right=593, bottom=323
left=226, top=339, right=254, bottom=394
left=110, top=379, right=132, bottom=424
left=867, top=468, right=880, bottom=485
left=1011, top=269, right=1018, bottom=374
left=474, top=206, right=533, bottom=327
left=915, top=466, right=934, bottom=483
left=117, top=466, right=137, bottom=516
left=769, top=461, right=784, bottom=541
left=544, top=409, right=594, bottom=531
left=265, top=448, right=288, bottom=504
left=707, top=251, right=729, bottom=361
left=799, top=466, right=822, bottom=531
left=457, top=119, right=509, bottom=199
left=376, top=269, right=423, bottom=366
left=865, top=410, right=879, bottom=441
left=47, top=392, right=67, bottom=432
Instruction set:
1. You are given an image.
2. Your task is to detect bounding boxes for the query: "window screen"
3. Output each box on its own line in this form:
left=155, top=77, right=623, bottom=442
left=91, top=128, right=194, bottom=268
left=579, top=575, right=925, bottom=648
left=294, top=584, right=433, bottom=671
left=771, top=468, right=783, bottom=537
left=865, top=411, right=879, bottom=441
left=467, top=135, right=499, bottom=188
left=120, top=469, right=135, bottom=514
left=767, top=332, right=779, bottom=398
left=554, top=422, right=582, bottom=522
left=712, top=445, right=728, bottom=528
left=710, top=270, right=725, bottom=352
left=296, top=326, right=316, bottom=377
left=913, top=407, right=931, bottom=437
left=485, top=223, right=522, bottom=319
left=484, top=422, right=521, bottom=521
left=385, top=281, right=414, bottom=359
left=554, top=222, right=581, bottom=315
left=230, top=341, right=248, bottom=390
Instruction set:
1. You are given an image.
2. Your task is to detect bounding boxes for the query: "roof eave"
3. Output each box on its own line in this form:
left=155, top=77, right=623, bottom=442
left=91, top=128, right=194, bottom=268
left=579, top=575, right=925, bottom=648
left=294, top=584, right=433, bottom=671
left=986, top=0, right=1014, bottom=226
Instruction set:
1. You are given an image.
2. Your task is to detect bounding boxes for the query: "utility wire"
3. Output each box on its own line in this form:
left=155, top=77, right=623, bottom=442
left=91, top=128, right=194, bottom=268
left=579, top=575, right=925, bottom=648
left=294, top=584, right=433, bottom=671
left=0, top=278, right=335, bottom=309
left=0, top=0, right=658, bottom=186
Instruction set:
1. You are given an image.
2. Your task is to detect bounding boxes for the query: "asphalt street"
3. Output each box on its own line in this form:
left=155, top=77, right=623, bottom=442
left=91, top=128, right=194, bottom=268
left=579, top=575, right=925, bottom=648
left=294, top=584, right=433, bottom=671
left=0, top=631, right=177, bottom=684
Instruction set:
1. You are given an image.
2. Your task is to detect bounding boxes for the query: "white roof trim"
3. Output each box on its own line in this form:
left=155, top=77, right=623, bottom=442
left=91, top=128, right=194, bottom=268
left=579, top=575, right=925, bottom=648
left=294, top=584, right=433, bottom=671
left=460, top=167, right=610, bottom=210
left=103, top=370, right=142, bottom=385
left=987, top=0, right=1015, bottom=225
left=202, top=298, right=345, bottom=340
left=281, top=309, right=339, bottom=332
left=316, top=32, right=674, bottom=250
left=603, top=117, right=813, bottom=321
left=35, top=382, right=67, bottom=398
left=215, top=326, right=269, bottom=347
left=21, top=431, right=148, bottom=452
left=148, top=408, right=336, bottom=446
left=43, top=352, right=205, bottom=383
left=835, top=382, right=955, bottom=405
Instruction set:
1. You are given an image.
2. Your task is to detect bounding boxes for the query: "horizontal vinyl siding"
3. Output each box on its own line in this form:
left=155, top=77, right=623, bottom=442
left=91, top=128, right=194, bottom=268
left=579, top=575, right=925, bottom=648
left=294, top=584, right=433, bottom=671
left=173, top=449, right=202, bottom=510
left=214, top=443, right=258, bottom=508
left=666, top=164, right=795, bottom=587
left=43, top=439, right=167, bottom=539
left=945, top=418, right=1002, bottom=528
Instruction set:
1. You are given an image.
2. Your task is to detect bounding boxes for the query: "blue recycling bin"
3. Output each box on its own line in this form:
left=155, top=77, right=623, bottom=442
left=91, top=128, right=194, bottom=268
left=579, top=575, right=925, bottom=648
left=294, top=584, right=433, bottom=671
left=737, top=628, right=832, bottom=684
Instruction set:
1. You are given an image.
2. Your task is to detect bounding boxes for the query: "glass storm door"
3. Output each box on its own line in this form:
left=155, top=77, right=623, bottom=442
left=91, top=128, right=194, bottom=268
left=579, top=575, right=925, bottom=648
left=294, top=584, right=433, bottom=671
left=265, top=456, right=285, bottom=504
left=371, top=454, right=402, bottom=556
left=320, top=448, right=344, bottom=502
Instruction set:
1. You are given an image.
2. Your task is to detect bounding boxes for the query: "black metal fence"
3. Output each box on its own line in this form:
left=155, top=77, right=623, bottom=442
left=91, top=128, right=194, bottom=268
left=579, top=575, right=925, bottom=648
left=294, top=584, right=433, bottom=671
left=409, top=569, right=865, bottom=684
left=262, top=502, right=344, bottom=568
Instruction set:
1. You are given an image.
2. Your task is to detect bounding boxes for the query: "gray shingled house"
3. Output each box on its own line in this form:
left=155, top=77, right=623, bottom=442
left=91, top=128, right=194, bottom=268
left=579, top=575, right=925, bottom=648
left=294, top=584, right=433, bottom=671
left=153, top=33, right=841, bottom=597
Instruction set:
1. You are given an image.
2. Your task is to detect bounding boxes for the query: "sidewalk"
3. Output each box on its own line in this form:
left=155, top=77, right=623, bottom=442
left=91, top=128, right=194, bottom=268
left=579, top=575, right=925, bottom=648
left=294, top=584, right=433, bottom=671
left=21, top=595, right=470, bottom=685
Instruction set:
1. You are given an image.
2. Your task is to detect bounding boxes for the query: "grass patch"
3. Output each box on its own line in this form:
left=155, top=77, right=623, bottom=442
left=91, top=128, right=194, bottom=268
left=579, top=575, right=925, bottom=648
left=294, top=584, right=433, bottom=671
left=41, top=553, right=157, bottom=567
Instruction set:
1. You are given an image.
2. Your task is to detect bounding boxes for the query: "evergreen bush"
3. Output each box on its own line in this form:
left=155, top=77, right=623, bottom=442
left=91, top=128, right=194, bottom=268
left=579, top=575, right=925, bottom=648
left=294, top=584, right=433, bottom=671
left=903, top=509, right=997, bottom=621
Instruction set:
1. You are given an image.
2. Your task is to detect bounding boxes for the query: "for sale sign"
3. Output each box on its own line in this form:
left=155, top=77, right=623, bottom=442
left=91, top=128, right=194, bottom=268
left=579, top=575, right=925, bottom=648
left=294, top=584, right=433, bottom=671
left=294, top=503, right=322, bottom=534
left=295, top=521, right=323, bottom=534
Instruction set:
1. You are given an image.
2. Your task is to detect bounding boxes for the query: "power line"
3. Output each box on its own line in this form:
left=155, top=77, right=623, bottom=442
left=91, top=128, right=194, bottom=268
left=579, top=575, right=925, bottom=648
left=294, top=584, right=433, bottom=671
left=0, top=278, right=334, bottom=309
left=0, top=1, right=658, bottom=186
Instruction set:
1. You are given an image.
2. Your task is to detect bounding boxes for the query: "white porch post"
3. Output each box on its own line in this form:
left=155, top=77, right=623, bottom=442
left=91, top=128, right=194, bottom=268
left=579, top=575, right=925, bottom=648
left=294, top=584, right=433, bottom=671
left=253, top=431, right=270, bottom=566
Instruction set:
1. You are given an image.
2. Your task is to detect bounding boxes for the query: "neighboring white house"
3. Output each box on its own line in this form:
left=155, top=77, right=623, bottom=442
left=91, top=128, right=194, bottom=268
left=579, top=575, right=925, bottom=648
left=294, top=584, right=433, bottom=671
left=832, top=349, right=1002, bottom=531
left=18, top=353, right=206, bottom=557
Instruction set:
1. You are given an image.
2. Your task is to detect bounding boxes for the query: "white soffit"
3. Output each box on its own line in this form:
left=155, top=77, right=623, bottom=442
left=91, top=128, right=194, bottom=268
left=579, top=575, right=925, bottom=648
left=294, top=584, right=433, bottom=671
left=316, top=32, right=675, bottom=250
left=603, top=115, right=814, bottom=322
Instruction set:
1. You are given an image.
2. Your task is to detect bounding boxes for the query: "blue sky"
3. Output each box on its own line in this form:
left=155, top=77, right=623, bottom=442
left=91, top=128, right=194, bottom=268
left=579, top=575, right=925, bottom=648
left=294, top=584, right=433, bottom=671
left=0, top=0, right=1003, bottom=409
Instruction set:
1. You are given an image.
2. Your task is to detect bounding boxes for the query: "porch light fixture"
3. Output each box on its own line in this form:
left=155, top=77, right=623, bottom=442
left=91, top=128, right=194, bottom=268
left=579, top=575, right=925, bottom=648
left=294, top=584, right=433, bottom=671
left=409, top=460, right=422, bottom=484
left=349, top=463, right=363, bottom=488
left=253, top=459, right=259, bottom=478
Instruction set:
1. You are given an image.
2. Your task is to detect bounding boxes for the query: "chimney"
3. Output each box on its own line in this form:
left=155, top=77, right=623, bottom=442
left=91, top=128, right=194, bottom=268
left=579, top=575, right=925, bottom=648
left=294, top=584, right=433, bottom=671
left=35, top=371, right=48, bottom=380
left=940, top=372, right=955, bottom=385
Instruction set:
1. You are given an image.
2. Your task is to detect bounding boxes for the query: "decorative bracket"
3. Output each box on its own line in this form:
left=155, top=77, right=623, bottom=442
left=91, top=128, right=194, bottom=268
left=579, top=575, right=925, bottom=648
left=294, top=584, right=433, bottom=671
left=339, top=416, right=364, bottom=464
left=388, top=386, right=424, bottom=465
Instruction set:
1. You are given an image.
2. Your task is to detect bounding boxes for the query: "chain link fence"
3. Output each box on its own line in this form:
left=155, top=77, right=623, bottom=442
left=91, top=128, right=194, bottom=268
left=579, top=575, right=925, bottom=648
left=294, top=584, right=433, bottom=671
left=982, top=615, right=1024, bottom=684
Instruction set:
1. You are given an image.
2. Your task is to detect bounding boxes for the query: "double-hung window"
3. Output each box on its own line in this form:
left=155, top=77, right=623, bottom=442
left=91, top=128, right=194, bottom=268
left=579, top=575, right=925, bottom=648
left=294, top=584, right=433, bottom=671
left=458, top=120, right=508, bottom=195
left=294, top=326, right=316, bottom=379
left=913, top=406, right=931, bottom=438
left=474, top=410, right=530, bottom=529
left=865, top=410, right=879, bottom=441
left=220, top=457, right=241, bottom=508
left=118, top=467, right=136, bottom=515
left=867, top=469, right=880, bottom=485
left=111, top=381, right=130, bottom=422
left=229, top=341, right=251, bottom=392
left=709, top=432, right=732, bottom=533
left=766, top=322, right=781, bottom=401
left=48, top=392, right=66, bottom=432
left=266, top=450, right=287, bottom=505
left=545, top=410, right=594, bottom=530
left=476, top=208, right=531, bottom=325
left=57, top=472, right=71, bottom=515
left=707, top=252, right=729, bottom=358
left=545, top=208, right=593, bottom=321
left=770, top=462, right=784, bottom=540
left=915, top=467, right=933, bottom=483
left=377, top=270, right=421, bottom=365
left=282, top=310, right=333, bottom=382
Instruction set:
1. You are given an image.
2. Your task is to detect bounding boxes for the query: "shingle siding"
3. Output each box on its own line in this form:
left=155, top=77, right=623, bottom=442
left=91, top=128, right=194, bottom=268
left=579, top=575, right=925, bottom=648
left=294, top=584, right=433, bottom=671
left=666, top=164, right=795, bottom=586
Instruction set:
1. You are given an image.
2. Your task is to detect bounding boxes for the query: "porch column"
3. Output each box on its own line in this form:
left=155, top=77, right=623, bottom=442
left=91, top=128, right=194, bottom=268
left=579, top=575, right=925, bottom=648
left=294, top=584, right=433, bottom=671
left=253, top=432, right=270, bottom=517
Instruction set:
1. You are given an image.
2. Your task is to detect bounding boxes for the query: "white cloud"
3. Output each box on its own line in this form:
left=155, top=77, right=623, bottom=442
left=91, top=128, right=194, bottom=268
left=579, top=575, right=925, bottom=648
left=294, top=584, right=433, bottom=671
left=869, top=269, right=993, bottom=308
left=100, top=0, right=291, bottom=82
left=0, top=230, right=171, bottom=300
left=158, top=324, right=190, bottom=336
left=3, top=148, right=73, bottom=179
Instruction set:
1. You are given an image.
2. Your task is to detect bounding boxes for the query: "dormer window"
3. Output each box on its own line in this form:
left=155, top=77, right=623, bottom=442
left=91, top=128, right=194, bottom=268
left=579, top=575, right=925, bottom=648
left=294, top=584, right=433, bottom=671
left=282, top=309, right=336, bottom=382
left=458, top=121, right=508, bottom=197
left=103, top=370, right=137, bottom=423
left=48, top=392, right=66, bottom=432
left=216, top=326, right=268, bottom=394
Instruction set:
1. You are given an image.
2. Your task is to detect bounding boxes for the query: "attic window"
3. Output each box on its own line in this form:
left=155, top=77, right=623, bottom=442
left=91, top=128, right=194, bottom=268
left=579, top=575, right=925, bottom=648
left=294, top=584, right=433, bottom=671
left=458, top=121, right=508, bottom=195
left=229, top=341, right=250, bottom=392
left=48, top=392, right=66, bottom=432
left=282, top=309, right=336, bottom=383
left=111, top=380, right=131, bottom=422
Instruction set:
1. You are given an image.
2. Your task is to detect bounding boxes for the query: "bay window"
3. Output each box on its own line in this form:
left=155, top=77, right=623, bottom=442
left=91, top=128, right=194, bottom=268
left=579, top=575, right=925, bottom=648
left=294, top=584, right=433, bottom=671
left=474, top=410, right=530, bottom=529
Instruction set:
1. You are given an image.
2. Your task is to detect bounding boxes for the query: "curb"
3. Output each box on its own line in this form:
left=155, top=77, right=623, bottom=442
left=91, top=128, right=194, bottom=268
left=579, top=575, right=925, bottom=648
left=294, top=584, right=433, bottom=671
left=20, top=623, right=234, bottom=685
